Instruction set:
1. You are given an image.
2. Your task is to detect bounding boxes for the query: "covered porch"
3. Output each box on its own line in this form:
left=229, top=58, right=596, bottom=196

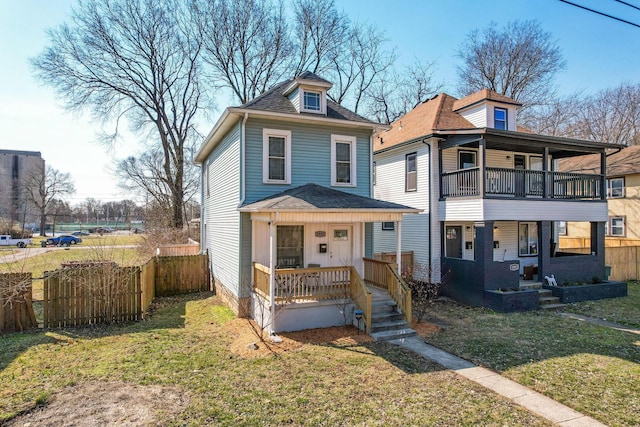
left=239, top=183, right=419, bottom=333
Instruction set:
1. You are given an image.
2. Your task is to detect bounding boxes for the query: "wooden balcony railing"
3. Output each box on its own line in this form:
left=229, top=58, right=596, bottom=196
left=441, top=167, right=603, bottom=200
left=363, top=258, right=412, bottom=324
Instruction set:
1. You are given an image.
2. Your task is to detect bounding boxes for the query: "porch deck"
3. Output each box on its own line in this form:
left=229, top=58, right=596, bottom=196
left=252, top=258, right=412, bottom=333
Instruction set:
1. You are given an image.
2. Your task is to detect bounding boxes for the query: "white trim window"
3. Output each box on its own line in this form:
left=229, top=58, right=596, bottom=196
left=331, top=134, right=357, bottom=186
left=557, top=221, right=567, bottom=236
left=263, top=128, right=292, bottom=184
left=607, top=177, right=624, bottom=198
left=406, top=152, right=417, bottom=192
left=609, top=216, right=625, bottom=236
left=494, top=107, right=507, bottom=130
left=301, top=88, right=326, bottom=114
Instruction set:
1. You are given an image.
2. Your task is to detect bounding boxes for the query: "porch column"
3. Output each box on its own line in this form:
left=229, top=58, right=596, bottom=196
left=479, top=138, right=485, bottom=196
left=396, top=220, right=402, bottom=274
left=537, top=221, right=552, bottom=282
left=600, top=151, right=607, bottom=200
left=543, top=147, right=549, bottom=198
left=269, top=221, right=276, bottom=334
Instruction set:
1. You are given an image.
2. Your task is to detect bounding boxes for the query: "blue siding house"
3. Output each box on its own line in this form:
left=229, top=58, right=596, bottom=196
left=195, top=72, right=418, bottom=333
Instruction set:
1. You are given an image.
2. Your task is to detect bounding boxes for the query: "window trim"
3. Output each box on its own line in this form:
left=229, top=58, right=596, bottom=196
left=300, top=88, right=326, bottom=114
left=373, top=161, right=376, bottom=186
left=607, top=177, right=625, bottom=198
left=609, top=216, right=626, bottom=237
left=494, top=107, right=508, bottom=130
left=458, top=150, right=477, bottom=170
left=262, top=128, right=292, bottom=184
left=331, top=134, right=357, bottom=187
left=557, top=221, right=567, bottom=236
left=406, top=152, right=417, bottom=192
left=381, top=222, right=395, bottom=231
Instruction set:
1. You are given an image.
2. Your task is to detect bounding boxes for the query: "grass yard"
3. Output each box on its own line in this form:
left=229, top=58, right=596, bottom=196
left=0, top=293, right=552, bottom=426
left=563, top=281, right=640, bottom=328
left=423, top=289, right=640, bottom=426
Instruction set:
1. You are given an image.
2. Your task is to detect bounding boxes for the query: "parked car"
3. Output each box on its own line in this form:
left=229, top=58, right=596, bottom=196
left=41, top=235, right=82, bottom=247
left=71, top=231, right=90, bottom=236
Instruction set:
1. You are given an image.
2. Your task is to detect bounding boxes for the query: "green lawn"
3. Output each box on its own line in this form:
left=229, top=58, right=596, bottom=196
left=563, top=281, right=640, bottom=328
left=0, top=293, right=552, bottom=426
left=424, top=289, right=640, bottom=426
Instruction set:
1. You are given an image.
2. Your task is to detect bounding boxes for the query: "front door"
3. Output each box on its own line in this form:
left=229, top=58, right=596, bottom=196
left=330, top=226, right=352, bottom=266
left=445, top=225, right=463, bottom=258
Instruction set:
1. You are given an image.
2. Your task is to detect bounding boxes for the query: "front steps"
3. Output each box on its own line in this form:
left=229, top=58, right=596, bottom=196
left=520, top=282, right=566, bottom=310
left=367, top=287, right=416, bottom=341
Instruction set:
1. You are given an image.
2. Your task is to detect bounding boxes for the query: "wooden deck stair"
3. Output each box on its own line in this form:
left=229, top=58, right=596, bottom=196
left=520, top=282, right=566, bottom=310
left=367, top=286, right=416, bottom=341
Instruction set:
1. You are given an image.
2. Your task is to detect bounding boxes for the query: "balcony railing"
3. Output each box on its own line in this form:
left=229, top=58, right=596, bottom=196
left=441, top=167, right=603, bottom=200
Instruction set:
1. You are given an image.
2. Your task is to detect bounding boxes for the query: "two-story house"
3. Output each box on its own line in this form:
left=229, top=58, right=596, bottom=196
left=373, top=89, right=622, bottom=308
left=195, top=72, right=418, bottom=333
left=558, top=145, right=638, bottom=244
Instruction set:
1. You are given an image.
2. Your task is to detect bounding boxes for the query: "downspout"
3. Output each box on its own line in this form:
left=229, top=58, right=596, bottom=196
left=199, top=163, right=205, bottom=255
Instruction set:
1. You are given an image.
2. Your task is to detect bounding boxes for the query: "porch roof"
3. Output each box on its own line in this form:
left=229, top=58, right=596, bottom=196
left=239, top=183, right=420, bottom=214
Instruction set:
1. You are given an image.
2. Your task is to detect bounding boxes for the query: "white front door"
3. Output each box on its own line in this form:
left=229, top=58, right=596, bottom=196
left=329, top=225, right=353, bottom=266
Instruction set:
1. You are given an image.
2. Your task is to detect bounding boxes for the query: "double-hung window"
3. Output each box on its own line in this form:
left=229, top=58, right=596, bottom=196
left=263, top=129, right=291, bottom=184
left=331, top=135, right=356, bottom=186
left=494, top=107, right=507, bottom=130
left=609, top=216, right=625, bottom=236
left=406, top=152, right=417, bottom=192
left=607, top=177, right=624, bottom=198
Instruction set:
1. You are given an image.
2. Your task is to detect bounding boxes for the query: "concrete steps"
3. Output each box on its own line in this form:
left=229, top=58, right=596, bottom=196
left=520, top=281, right=565, bottom=310
left=367, top=287, right=416, bottom=341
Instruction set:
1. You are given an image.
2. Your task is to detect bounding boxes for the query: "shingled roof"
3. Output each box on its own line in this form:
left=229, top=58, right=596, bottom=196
left=240, top=183, right=419, bottom=212
left=240, top=72, right=376, bottom=125
left=373, top=93, right=475, bottom=151
left=453, top=89, right=521, bottom=111
left=559, top=145, right=637, bottom=176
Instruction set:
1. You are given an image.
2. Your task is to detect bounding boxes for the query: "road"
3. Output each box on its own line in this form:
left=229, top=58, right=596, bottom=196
left=0, top=245, right=138, bottom=264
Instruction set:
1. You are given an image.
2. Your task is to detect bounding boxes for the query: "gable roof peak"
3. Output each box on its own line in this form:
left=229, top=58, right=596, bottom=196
left=453, top=89, right=522, bottom=112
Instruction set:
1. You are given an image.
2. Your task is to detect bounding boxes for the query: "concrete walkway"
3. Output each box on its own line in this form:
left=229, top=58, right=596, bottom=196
left=559, top=312, right=640, bottom=335
left=390, top=336, right=607, bottom=427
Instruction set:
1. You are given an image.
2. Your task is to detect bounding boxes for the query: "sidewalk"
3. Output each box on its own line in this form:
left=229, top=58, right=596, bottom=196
left=559, top=312, right=640, bottom=335
left=390, top=336, right=607, bottom=427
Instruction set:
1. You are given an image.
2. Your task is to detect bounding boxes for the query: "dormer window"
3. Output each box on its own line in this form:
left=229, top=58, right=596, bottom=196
left=494, top=107, right=507, bottom=130
left=303, top=90, right=321, bottom=112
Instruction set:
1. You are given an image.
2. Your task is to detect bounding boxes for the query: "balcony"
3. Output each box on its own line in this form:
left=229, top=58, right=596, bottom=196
left=441, top=167, right=603, bottom=200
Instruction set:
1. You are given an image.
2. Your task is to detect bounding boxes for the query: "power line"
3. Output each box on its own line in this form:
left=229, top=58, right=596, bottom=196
left=614, top=0, right=640, bottom=13
left=559, top=0, right=640, bottom=28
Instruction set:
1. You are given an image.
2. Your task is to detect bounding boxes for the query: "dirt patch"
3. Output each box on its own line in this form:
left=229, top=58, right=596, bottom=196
left=227, top=318, right=441, bottom=359
left=5, top=381, right=188, bottom=427
left=228, top=318, right=374, bottom=358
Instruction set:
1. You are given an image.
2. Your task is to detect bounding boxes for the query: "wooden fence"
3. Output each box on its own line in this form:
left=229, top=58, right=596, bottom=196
left=373, top=251, right=414, bottom=277
left=560, top=246, right=640, bottom=282
left=0, top=273, right=38, bottom=333
left=157, top=244, right=200, bottom=256
left=154, top=254, right=210, bottom=296
left=43, top=266, right=142, bottom=328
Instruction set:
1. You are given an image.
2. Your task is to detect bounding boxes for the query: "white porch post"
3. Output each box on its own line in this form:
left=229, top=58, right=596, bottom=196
left=269, top=221, right=276, bottom=334
left=396, top=220, right=402, bottom=275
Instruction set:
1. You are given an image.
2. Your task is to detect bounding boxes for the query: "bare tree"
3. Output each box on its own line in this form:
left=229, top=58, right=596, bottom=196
left=520, top=93, right=584, bottom=137
left=31, top=0, right=204, bottom=229
left=457, top=20, right=565, bottom=109
left=24, top=166, right=75, bottom=237
left=367, top=58, right=444, bottom=124
left=329, top=22, right=395, bottom=114
left=292, top=0, right=349, bottom=76
left=194, top=0, right=292, bottom=104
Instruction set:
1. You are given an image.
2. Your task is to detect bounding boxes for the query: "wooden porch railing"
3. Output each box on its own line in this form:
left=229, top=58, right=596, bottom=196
left=441, top=167, right=603, bottom=200
left=349, top=267, right=372, bottom=333
left=363, top=258, right=412, bottom=324
left=251, top=263, right=372, bottom=332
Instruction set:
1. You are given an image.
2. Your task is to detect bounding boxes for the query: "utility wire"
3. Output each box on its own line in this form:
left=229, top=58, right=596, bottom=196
left=559, top=0, right=640, bottom=28
left=614, top=0, right=640, bottom=13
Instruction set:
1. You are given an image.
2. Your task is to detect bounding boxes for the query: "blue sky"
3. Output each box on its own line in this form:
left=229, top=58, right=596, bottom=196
left=1, top=0, right=639, bottom=203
